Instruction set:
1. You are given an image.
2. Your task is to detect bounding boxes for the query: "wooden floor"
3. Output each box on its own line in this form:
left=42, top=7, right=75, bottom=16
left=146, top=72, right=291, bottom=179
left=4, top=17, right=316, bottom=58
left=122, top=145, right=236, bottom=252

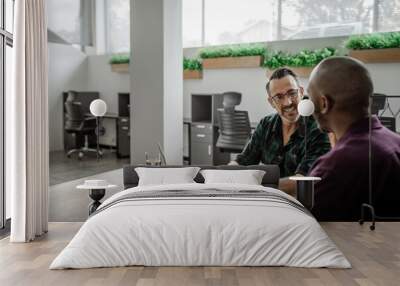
left=1, top=222, right=399, bottom=286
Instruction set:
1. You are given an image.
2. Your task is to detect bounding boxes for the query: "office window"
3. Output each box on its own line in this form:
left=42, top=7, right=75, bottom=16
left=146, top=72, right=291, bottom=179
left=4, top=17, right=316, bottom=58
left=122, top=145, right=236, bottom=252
left=376, top=0, right=400, bottom=33
left=5, top=44, right=12, bottom=220
left=204, top=0, right=275, bottom=46
left=106, top=0, right=130, bottom=54
left=183, top=0, right=400, bottom=47
left=281, top=0, right=374, bottom=40
left=47, top=0, right=81, bottom=44
left=182, top=0, right=202, bottom=48
left=1, top=0, right=14, bottom=229
left=5, top=0, right=14, bottom=33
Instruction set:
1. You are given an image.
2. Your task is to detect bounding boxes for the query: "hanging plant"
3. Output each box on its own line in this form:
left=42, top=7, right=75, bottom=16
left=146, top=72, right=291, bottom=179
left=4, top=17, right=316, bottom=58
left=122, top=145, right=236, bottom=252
left=345, top=32, right=400, bottom=63
left=263, top=48, right=336, bottom=77
left=199, top=44, right=267, bottom=69
left=183, top=57, right=203, bottom=79
left=183, top=57, right=202, bottom=71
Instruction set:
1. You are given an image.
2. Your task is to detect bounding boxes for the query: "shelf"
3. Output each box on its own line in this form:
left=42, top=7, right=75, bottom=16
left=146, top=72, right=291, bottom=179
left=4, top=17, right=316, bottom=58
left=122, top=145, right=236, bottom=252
left=111, top=63, right=129, bottom=73
left=349, top=48, right=400, bottom=63
left=111, top=65, right=203, bottom=79
left=266, top=66, right=314, bottom=78
left=183, top=70, right=203, bottom=79
left=202, top=55, right=263, bottom=69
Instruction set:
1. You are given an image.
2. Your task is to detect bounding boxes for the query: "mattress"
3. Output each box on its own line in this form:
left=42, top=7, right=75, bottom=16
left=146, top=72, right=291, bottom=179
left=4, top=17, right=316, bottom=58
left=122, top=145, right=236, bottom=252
left=50, top=183, right=350, bottom=269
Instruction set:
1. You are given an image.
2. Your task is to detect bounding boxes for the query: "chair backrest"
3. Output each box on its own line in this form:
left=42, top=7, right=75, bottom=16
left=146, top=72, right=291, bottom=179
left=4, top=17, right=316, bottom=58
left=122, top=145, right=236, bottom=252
left=371, top=93, right=386, bottom=115
left=378, top=116, right=396, bottom=132
left=222, top=91, right=242, bottom=113
left=216, top=109, right=251, bottom=153
left=64, top=101, right=85, bottom=130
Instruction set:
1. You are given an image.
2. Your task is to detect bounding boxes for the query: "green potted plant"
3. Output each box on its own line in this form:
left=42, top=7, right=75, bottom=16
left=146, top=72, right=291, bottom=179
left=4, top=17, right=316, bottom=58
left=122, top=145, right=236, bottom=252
left=199, top=44, right=266, bottom=69
left=263, top=48, right=336, bottom=77
left=345, top=32, right=400, bottom=63
left=183, top=57, right=203, bottom=79
left=109, top=54, right=130, bottom=73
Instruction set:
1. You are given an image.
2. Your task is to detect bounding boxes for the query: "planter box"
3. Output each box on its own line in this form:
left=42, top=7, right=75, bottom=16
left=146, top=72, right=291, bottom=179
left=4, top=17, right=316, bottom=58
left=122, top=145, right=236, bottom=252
left=266, top=66, right=314, bottom=78
left=183, top=70, right=203, bottom=79
left=349, top=48, right=400, bottom=63
left=203, top=55, right=263, bottom=69
left=111, top=63, right=129, bottom=73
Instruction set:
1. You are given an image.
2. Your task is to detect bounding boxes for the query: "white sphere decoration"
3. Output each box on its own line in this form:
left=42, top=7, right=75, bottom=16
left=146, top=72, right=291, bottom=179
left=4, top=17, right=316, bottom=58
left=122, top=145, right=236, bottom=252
left=90, top=99, right=107, bottom=117
left=297, top=99, right=315, bottom=117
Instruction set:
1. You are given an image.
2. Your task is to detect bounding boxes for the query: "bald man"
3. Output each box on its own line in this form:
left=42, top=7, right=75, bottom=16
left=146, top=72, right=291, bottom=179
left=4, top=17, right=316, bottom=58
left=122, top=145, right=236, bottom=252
left=307, top=56, right=400, bottom=221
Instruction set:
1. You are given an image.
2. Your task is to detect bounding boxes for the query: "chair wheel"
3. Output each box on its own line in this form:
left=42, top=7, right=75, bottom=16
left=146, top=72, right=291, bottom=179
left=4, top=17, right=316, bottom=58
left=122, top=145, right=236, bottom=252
left=359, top=219, right=364, bottom=225
left=78, top=152, right=84, bottom=160
left=67, top=154, right=71, bottom=158
left=370, top=225, right=375, bottom=231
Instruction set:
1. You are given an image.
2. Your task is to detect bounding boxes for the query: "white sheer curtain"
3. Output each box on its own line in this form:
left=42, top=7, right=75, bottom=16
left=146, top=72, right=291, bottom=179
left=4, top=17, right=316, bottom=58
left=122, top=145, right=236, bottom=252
left=7, top=0, right=49, bottom=242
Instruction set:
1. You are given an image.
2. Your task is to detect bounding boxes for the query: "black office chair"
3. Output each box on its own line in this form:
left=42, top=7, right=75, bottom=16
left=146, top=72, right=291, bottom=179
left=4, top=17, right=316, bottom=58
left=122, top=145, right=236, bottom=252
left=371, top=93, right=386, bottom=115
left=216, top=92, right=251, bottom=153
left=371, top=93, right=397, bottom=132
left=64, top=100, right=103, bottom=160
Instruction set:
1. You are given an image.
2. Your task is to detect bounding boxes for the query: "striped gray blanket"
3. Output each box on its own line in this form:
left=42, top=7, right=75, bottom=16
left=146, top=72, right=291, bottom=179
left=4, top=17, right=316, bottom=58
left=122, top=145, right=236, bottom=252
left=91, top=188, right=309, bottom=217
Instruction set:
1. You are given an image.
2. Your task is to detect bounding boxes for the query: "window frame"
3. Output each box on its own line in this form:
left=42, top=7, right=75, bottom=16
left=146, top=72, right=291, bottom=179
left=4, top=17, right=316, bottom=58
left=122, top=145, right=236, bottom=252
left=1, top=0, right=13, bottom=230
left=104, top=0, right=130, bottom=54
left=183, top=0, right=389, bottom=48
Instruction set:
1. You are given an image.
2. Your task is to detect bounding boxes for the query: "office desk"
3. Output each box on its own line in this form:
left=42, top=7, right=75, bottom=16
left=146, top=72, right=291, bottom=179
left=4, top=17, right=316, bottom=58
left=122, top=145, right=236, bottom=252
left=63, top=91, right=131, bottom=158
left=183, top=118, right=258, bottom=165
left=183, top=118, right=191, bottom=164
left=84, top=113, right=118, bottom=147
left=78, top=113, right=129, bottom=158
left=99, top=114, right=130, bottom=158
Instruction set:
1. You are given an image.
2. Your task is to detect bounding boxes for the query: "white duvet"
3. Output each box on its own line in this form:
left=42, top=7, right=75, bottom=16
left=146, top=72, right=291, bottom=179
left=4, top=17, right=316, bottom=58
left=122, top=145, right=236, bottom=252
left=50, top=183, right=351, bottom=269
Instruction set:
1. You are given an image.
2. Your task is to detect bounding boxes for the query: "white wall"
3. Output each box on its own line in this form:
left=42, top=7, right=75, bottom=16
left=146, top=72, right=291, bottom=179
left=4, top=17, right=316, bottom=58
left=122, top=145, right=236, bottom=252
left=163, top=0, right=183, bottom=165
left=86, top=55, right=130, bottom=146
left=183, top=37, right=400, bottom=131
left=48, top=43, right=88, bottom=151
left=86, top=55, right=130, bottom=114
left=48, top=48, right=130, bottom=151
left=368, top=63, right=400, bottom=131
left=130, top=0, right=183, bottom=165
left=49, top=36, right=400, bottom=152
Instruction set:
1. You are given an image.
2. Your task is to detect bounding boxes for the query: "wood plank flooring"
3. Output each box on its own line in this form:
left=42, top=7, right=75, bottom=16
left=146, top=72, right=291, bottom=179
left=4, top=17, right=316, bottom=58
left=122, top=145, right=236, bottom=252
left=1, top=222, right=399, bottom=286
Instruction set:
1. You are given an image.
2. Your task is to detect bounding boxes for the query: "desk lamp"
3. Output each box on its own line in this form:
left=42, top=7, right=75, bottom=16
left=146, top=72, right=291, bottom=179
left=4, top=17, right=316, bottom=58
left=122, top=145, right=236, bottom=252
left=90, top=99, right=107, bottom=161
left=289, top=99, right=321, bottom=210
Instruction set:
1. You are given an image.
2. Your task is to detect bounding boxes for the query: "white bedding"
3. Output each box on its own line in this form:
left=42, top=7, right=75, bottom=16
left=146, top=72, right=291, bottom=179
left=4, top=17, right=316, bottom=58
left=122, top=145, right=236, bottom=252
left=50, top=183, right=351, bottom=269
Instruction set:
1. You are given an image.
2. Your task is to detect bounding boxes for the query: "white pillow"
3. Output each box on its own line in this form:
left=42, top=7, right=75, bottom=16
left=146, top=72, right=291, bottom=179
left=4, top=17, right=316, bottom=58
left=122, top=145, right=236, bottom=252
left=200, top=169, right=266, bottom=185
left=135, top=167, right=201, bottom=186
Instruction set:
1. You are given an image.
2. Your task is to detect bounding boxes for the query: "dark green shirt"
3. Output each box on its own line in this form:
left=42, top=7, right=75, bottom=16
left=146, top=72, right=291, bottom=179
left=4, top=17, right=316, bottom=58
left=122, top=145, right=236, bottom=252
left=236, top=114, right=331, bottom=177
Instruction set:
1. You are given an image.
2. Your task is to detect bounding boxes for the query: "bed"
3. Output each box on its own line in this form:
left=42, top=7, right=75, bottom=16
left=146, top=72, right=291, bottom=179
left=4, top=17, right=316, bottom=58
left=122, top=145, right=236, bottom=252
left=50, top=165, right=350, bottom=269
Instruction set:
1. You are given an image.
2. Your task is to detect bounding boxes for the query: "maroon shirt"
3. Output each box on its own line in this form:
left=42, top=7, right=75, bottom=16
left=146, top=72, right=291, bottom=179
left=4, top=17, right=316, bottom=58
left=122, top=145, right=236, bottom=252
left=309, top=116, right=400, bottom=221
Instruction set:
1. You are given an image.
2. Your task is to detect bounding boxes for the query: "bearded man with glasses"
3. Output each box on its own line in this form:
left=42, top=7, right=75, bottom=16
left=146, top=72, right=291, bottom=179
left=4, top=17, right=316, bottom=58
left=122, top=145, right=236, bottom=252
left=234, top=68, right=331, bottom=195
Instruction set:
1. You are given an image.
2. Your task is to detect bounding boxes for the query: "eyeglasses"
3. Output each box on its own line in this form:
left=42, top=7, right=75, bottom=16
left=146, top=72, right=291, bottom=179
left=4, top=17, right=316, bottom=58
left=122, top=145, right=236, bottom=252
left=270, top=89, right=300, bottom=104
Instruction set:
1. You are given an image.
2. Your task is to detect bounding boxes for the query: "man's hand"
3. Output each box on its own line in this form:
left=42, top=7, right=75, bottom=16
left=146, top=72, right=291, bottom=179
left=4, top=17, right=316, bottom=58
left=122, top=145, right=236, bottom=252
left=278, top=174, right=304, bottom=197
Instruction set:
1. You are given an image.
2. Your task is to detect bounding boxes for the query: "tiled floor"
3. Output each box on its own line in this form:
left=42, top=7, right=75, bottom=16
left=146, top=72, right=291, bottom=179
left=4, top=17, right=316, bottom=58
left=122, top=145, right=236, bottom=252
left=49, top=150, right=129, bottom=185
left=49, top=168, right=125, bottom=222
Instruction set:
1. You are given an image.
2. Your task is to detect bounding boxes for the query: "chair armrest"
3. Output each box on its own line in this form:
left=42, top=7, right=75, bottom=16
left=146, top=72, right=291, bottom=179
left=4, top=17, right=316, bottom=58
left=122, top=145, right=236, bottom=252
left=84, top=116, right=96, bottom=121
left=82, top=116, right=97, bottom=129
